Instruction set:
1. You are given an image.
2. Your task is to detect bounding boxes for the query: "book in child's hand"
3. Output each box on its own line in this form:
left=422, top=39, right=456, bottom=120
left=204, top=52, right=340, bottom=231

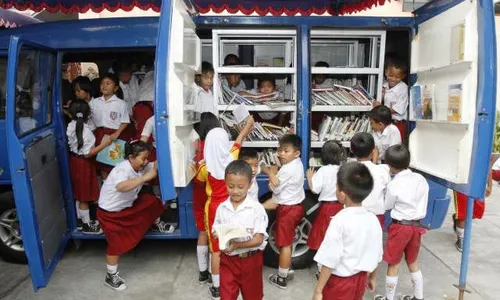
left=233, top=104, right=250, bottom=125
left=96, top=136, right=126, bottom=167
left=212, top=223, right=253, bottom=251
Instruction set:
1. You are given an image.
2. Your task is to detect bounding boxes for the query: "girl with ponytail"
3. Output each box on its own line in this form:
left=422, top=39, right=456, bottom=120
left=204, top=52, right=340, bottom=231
left=67, top=100, right=112, bottom=234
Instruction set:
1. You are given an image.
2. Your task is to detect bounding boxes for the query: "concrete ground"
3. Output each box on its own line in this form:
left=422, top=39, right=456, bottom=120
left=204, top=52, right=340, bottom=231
left=1, top=185, right=499, bottom=300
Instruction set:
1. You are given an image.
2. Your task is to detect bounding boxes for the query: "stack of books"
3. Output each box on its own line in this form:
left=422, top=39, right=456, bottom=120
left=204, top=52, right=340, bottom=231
left=312, top=85, right=373, bottom=106
left=312, top=115, right=371, bottom=142
left=219, top=113, right=290, bottom=142
left=259, top=149, right=281, bottom=167
left=218, top=81, right=294, bottom=108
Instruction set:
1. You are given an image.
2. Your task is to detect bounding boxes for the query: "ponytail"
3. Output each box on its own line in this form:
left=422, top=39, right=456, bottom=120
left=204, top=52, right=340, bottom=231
left=68, top=100, right=91, bottom=151
left=75, top=112, right=84, bottom=150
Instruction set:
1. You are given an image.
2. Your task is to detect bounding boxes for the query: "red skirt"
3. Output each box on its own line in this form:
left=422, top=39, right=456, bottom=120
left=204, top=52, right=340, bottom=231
left=95, top=127, right=131, bottom=173
left=193, top=182, right=207, bottom=231
left=133, top=101, right=154, bottom=139
left=322, top=272, right=368, bottom=300
left=97, top=194, right=165, bottom=256
left=69, top=154, right=99, bottom=202
left=307, top=201, right=343, bottom=250
left=393, top=120, right=407, bottom=144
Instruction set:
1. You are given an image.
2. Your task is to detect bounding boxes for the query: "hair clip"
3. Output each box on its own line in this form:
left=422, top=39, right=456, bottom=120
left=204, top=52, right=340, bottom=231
left=76, top=112, right=84, bottom=118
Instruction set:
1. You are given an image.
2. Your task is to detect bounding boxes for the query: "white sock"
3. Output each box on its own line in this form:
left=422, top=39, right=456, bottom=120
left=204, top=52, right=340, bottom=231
left=278, top=267, right=289, bottom=278
left=75, top=201, right=81, bottom=218
left=457, top=227, right=464, bottom=238
left=107, top=264, right=118, bottom=274
left=411, top=271, right=424, bottom=299
left=385, top=276, right=398, bottom=300
left=79, top=209, right=91, bottom=224
left=196, top=246, right=209, bottom=272
left=212, top=274, right=220, bottom=288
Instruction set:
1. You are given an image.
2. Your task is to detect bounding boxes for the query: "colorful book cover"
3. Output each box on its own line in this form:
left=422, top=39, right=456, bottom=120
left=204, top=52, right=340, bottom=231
left=410, top=85, right=423, bottom=120
left=448, top=84, right=463, bottom=122
left=422, top=84, right=435, bottom=120
left=96, top=137, right=126, bottom=167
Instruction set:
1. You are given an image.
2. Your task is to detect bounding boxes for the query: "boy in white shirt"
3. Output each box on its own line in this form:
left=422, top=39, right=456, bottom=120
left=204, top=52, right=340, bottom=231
left=350, top=132, right=391, bottom=228
left=368, top=105, right=402, bottom=163
left=195, top=62, right=217, bottom=116
left=312, top=162, right=382, bottom=300
left=213, top=160, right=268, bottom=300
left=312, top=61, right=334, bottom=89
left=261, top=134, right=305, bottom=289
left=374, top=145, right=429, bottom=300
left=382, top=59, right=408, bottom=142
left=238, top=150, right=260, bottom=201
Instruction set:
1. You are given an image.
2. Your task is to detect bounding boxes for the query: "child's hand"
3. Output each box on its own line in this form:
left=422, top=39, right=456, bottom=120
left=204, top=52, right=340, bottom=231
left=306, top=167, right=316, bottom=179
left=372, top=100, right=381, bottom=107
left=269, top=165, right=279, bottom=174
left=109, top=131, right=120, bottom=141
left=224, top=242, right=239, bottom=255
left=312, top=291, right=323, bottom=300
left=245, top=116, right=255, bottom=128
left=100, top=135, right=113, bottom=147
left=268, top=173, right=279, bottom=188
left=367, top=275, right=376, bottom=292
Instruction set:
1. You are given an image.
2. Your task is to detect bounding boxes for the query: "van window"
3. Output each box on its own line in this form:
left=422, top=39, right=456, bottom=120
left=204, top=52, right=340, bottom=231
left=0, top=57, right=6, bottom=119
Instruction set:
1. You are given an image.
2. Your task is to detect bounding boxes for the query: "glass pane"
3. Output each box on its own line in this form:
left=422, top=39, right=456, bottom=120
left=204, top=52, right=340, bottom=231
left=0, top=57, right=6, bottom=118
left=15, top=48, right=55, bottom=136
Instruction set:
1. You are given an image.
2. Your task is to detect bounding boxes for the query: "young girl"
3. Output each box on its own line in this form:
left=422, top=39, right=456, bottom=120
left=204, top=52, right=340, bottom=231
left=67, top=100, right=112, bottom=234
left=97, top=141, right=169, bottom=291
left=71, top=76, right=96, bottom=130
left=306, top=141, right=346, bottom=254
left=203, top=117, right=255, bottom=299
left=194, top=62, right=217, bottom=116
left=90, top=73, right=132, bottom=177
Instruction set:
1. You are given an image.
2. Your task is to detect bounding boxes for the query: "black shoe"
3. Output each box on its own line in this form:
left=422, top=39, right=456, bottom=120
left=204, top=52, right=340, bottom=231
left=455, top=236, right=463, bottom=252
left=76, top=219, right=83, bottom=231
left=452, top=213, right=457, bottom=233
left=104, top=272, right=127, bottom=291
left=151, top=221, right=175, bottom=233
left=268, top=273, right=287, bottom=290
left=401, top=296, right=423, bottom=300
left=82, top=221, right=103, bottom=235
left=208, top=286, right=220, bottom=300
left=199, top=270, right=210, bottom=284
left=207, top=273, right=212, bottom=285
left=373, top=296, right=387, bottom=300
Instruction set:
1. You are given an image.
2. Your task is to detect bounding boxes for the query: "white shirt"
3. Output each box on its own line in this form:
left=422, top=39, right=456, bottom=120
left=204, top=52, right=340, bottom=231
left=120, top=75, right=140, bottom=115
left=195, top=87, right=218, bottom=116
left=373, top=124, right=401, bottom=161
left=213, top=197, right=268, bottom=255
left=314, top=207, right=383, bottom=277
left=248, top=177, right=259, bottom=201
left=222, top=77, right=247, bottom=93
left=311, top=164, right=340, bottom=202
left=492, top=157, right=500, bottom=171
left=66, top=120, right=96, bottom=156
left=141, top=116, right=156, bottom=148
left=98, top=160, right=154, bottom=212
left=385, top=169, right=429, bottom=221
left=359, top=161, right=391, bottom=215
left=272, top=158, right=305, bottom=205
left=89, top=95, right=130, bottom=130
left=383, top=81, right=408, bottom=121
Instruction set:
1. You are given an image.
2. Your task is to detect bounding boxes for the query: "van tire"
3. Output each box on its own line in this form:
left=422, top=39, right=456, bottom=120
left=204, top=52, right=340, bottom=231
left=0, top=192, right=27, bottom=264
left=260, top=191, right=319, bottom=269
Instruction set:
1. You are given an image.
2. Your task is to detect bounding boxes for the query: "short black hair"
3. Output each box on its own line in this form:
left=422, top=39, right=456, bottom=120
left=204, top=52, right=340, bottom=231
left=385, top=57, right=408, bottom=73
left=321, top=141, right=346, bottom=165
left=385, top=144, right=411, bottom=170
left=350, top=132, right=375, bottom=159
left=125, top=140, right=152, bottom=159
left=196, top=112, right=220, bottom=141
left=114, top=61, right=133, bottom=75
left=257, top=76, right=276, bottom=89
left=337, top=162, right=374, bottom=203
left=71, top=76, right=93, bottom=96
left=202, top=61, right=214, bottom=74
left=315, top=61, right=330, bottom=68
left=279, top=134, right=302, bottom=152
left=225, top=160, right=253, bottom=182
left=223, top=54, right=240, bottom=66
left=368, top=105, right=392, bottom=126
left=238, top=149, right=259, bottom=161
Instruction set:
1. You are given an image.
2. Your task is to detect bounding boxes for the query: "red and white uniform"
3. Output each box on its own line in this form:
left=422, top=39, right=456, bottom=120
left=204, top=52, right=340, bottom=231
left=66, top=120, right=99, bottom=202
left=193, top=140, right=207, bottom=231
left=384, top=170, right=428, bottom=265
left=272, top=158, right=305, bottom=247
left=314, top=207, right=383, bottom=300
left=214, top=197, right=268, bottom=300
left=383, top=81, right=408, bottom=142
left=359, top=161, right=391, bottom=228
left=372, top=124, right=401, bottom=162
left=141, top=116, right=156, bottom=161
left=307, top=164, right=343, bottom=250
left=194, top=87, right=217, bottom=116
left=133, top=71, right=155, bottom=139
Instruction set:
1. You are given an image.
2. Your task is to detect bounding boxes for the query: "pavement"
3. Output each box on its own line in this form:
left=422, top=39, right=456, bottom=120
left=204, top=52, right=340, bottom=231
left=0, top=185, right=499, bottom=300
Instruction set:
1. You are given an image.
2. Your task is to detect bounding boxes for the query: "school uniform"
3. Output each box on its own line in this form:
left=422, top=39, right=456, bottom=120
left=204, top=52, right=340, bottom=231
left=141, top=116, right=157, bottom=161
left=372, top=124, right=401, bottom=162
left=215, top=197, right=268, bottom=300
left=203, top=128, right=241, bottom=252
left=97, top=160, right=165, bottom=256
left=272, top=158, right=305, bottom=247
left=359, top=161, right=391, bottom=228
left=222, top=77, right=247, bottom=93
left=66, top=120, right=99, bottom=202
left=383, top=81, right=408, bottom=142
left=314, top=207, right=383, bottom=300
left=307, top=164, right=343, bottom=250
left=193, top=141, right=207, bottom=232
left=195, top=87, right=218, bottom=116
left=133, top=71, right=155, bottom=138
left=120, top=75, right=140, bottom=116
left=384, top=170, right=428, bottom=265
left=248, top=175, right=259, bottom=202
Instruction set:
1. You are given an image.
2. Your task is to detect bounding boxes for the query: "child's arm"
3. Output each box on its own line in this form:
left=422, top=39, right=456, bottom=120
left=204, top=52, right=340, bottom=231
left=234, top=116, right=255, bottom=145
left=384, top=185, right=397, bottom=211
left=306, top=167, right=318, bottom=194
left=85, top=135, right=112, bottom=158
left=312, top=265, right=333, bottom=300
left=224, top=233, right=265, bottom=254
left=116, top=162, right=157, bottom=192
left=238, top=90, right=255, bottom=97
left=367, top=266, right=378, bottom=292
left=372, top=147, right=379, bottom=164
left=262, top=165, right=279, bottom=187
left=110, top=123, right=129, bottom=141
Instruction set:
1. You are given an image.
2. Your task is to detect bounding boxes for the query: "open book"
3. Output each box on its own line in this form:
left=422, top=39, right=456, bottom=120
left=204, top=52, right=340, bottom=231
left=213, top=224, right=253, bottom=251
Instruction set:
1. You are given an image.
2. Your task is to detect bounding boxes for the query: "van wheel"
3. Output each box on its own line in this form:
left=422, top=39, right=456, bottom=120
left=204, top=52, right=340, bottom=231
left=261, top=191, right=319, bottom=269
left=0, top=192, right=27, bottom=264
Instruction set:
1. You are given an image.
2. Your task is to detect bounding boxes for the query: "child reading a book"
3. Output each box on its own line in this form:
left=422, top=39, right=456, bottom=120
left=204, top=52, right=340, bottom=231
left=238, top=150, right=260, bottom=201
left=195, top=61, right=217, bottom=116
left=382, top=58, right=408, bottom=142
left=312, top=162, right=382, bottom=300
left=368, top=105, right=402, bottom=163
left=213, top=160, right=268, bottom=300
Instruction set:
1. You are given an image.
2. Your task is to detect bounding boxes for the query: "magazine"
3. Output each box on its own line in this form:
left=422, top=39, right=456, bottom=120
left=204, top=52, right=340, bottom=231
left=213, top=224, right=253, bottom=251
left=448, top=84, right=463, bottom=122
left=422, top=84, right=435, bottom=120
left=410, top=85, right=423, bottom=120
left=96, top=136, right=126, bottom=166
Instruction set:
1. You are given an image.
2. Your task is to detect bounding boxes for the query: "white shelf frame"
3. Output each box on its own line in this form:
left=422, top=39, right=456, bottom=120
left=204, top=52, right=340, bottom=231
left=311, top=105, right=372, bottom=112
left=218, top=105, right=295, bottom=112
left=311, top=141, right=351, bottom=148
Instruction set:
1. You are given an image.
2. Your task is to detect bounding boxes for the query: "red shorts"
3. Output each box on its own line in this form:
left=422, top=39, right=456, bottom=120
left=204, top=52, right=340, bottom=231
left=492, top=169, right=500, bottom=182
left=97, top=194, right=165, bottom=256
left=205, top=197, right=225, bottom=253
left=132, top=101, right=154, bottom=139
left=220, top=251, right=263, bottom=300
left=322, top=272, right=368, bottom=300
left=384, top=223, right=426, bottom=265
left=69, top=155, right=99, bottom=202
left=193, top=182, right=207, bottom=231
left=393, top=120, right=407, bottom=144
left=453, top=192, right=485, bottom=220
left=275, top=204, right=305, bottom=248
left=307, top=201, right=343, bottom=250
left=376, top=214, right=385, bottom=230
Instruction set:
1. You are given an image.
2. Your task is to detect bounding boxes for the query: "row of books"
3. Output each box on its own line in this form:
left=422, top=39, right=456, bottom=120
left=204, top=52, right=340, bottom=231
left=312, top=85, right=373, bottom=106
left=218, top=82, right=292, bottom=109
left=259, top=149, right=281, bottom=167
left=312, top=115, right=371, bottom=142
left=219, top=112, right=290, bottom=142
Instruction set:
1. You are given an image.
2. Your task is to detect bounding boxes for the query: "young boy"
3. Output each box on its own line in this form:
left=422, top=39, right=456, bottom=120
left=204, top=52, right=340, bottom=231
left=382, top=59, right=408, bottom=142
left=222, top=54, right=247, bottom=93
left=312, top=61, right=333, bottom=89
left=368, top=105, right=402, bottom=163
left=262, top=134, right=305, bottom=289
left=213, top=160, right=268, bottom=300
left=312, top=162, right=382, bottom=300
left=350, top=132, right=391, bottom=228
left=195, top=61, right=217, bottom=116
left=238, top=150, right=260, bottom=201
left=375, top=145, right=429, bottom=300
